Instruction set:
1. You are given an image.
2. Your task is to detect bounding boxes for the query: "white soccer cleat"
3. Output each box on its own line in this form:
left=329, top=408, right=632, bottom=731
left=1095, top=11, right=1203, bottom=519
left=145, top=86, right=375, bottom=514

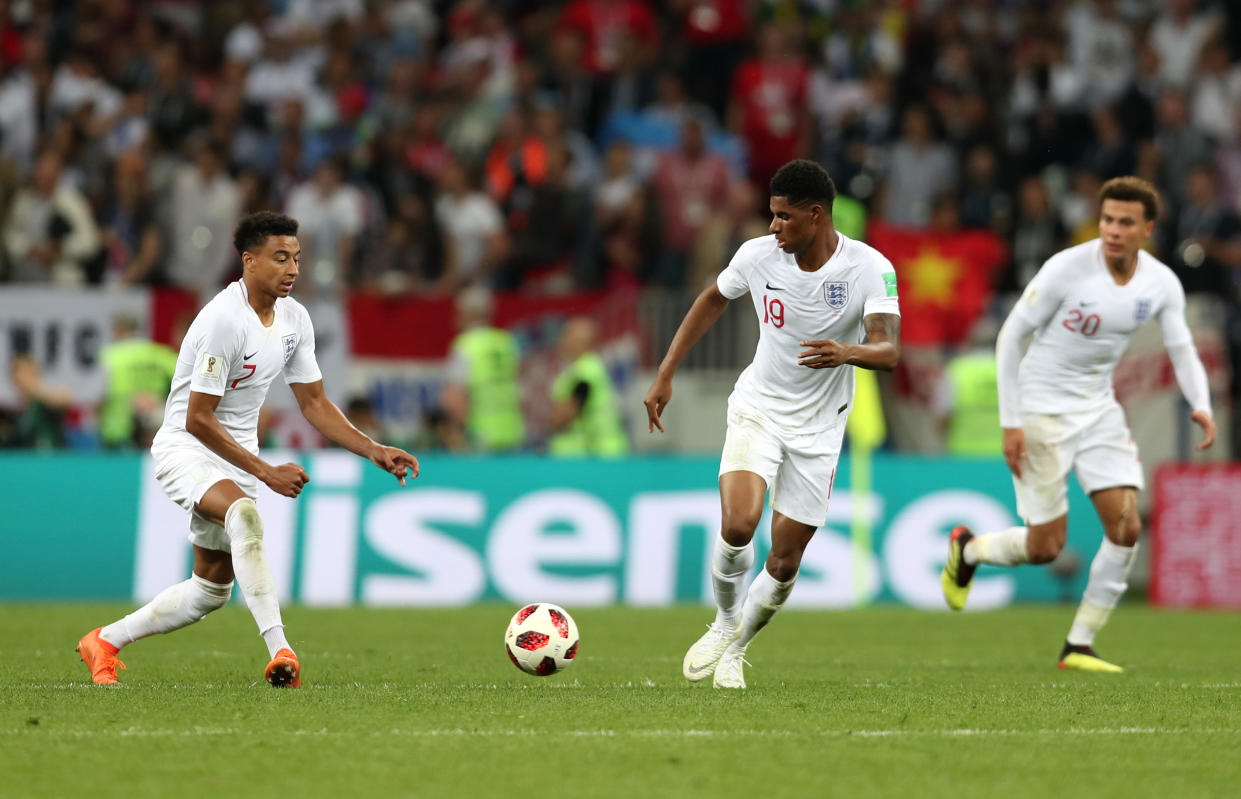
left=682, top=622, right=739, bottom=682
left=713, top=643, right=749, bottom=690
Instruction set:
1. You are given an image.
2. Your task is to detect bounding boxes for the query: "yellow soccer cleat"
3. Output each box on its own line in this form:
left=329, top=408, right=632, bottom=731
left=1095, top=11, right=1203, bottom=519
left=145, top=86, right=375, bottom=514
left=1058, top=643, right=1124, bottom=673
left=940, top=525, right=976, bottom=611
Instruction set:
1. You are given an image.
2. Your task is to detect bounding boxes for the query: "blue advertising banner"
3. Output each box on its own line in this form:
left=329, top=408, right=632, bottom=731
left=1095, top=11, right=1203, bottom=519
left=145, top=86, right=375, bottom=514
left=0, top=453, right=1101, bottom=607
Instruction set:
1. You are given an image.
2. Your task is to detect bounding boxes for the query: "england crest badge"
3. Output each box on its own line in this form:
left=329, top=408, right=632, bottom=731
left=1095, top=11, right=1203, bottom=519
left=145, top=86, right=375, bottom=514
left=1134, top=298, right=1152, bottom=325
left=283, top=334, right=297, bottom=359
left=824, top=281, right=848, bottom=309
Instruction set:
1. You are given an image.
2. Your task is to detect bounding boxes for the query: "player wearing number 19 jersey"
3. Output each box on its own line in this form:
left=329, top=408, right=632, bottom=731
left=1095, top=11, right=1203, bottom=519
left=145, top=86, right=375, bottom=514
left=941, top=177, right=1216, bottom=672
left=644, top=160, right=901, bottom=689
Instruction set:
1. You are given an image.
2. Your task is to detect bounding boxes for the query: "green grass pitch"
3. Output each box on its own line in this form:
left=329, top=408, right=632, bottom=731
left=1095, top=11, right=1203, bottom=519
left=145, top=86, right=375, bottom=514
left=3, top=603, right=1239, bottom=798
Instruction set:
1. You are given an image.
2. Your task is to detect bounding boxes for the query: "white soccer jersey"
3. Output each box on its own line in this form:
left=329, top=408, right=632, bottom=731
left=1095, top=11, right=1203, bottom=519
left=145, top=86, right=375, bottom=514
left=156, top=280, right=322, bottom=453
left=1012, top=239, right=1192, bottom=418
left=717, top=233, right=900, bottom=431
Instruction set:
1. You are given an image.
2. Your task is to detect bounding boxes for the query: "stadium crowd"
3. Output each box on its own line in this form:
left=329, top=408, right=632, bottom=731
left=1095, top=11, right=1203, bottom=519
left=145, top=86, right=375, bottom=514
left=1, top=0, right=1240, bottom=451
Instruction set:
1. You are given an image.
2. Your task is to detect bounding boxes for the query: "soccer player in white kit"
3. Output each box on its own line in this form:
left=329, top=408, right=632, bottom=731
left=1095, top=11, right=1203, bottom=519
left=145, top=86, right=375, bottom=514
left=76, top=212, right=419, bottom=687
left=941, top=177, right=1216, bottom=672
left=644, top=160, right=901, bottom=689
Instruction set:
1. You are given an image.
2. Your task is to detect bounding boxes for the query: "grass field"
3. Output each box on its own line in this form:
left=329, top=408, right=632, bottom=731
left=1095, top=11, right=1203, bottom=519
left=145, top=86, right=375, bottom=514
left=3, top=603, right=1239, bottom=799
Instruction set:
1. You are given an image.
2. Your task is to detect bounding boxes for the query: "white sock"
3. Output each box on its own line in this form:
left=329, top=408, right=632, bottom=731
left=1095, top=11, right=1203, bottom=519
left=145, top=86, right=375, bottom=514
left=964, top=526, right=1029, bottom=566
left=711, top=538, right=754, bottom=629
left=735, top=568, right=796, bottom=648
left=99, top=574, right=233, bottom=649
left=225, top=498, right=291, bottom=657
left=1067, top=539, right=1137, bottom=647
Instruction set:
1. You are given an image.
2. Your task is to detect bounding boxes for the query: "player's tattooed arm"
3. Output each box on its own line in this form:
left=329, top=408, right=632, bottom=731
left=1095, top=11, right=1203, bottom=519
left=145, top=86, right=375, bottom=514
left=864, top=313, right=900, bottom=347
left=856, top=312, right=901, bottom=371
left=798, top=314, right=900, bottom=371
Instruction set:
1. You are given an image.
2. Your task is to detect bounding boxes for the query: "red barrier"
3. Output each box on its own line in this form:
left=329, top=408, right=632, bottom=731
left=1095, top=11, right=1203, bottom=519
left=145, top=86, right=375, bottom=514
left=1150, top=463, right=1241, bottom=607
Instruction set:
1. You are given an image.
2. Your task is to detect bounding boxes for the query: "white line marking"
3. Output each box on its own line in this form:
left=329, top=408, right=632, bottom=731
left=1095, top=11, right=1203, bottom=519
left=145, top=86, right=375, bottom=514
left=3, top=727, right=1238, bottom=739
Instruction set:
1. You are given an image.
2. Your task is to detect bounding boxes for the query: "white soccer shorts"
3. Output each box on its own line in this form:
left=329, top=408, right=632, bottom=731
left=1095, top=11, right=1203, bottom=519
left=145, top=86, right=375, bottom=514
left=151, top=437, right=259, bottom=552
left=1013, top=402, right=1143, bottom=525
left=718, top=400, right=845, bottom=528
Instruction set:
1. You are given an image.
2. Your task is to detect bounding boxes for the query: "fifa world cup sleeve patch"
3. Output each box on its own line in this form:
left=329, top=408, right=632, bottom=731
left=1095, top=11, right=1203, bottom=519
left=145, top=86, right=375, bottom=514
left=1022, top=285, right=1040, bottom=308
left=883, top=272, right=898, bottom=297
left=199, top=353, right=223, bottom=380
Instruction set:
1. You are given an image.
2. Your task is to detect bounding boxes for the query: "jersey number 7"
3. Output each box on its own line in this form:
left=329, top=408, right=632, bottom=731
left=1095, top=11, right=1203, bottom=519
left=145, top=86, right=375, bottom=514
left=231, top=364, right=256, bottom=388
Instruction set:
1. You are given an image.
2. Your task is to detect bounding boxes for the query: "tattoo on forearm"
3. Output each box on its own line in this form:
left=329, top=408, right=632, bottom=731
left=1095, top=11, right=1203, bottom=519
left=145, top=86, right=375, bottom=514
left=864, top=313, right=901, bottom=345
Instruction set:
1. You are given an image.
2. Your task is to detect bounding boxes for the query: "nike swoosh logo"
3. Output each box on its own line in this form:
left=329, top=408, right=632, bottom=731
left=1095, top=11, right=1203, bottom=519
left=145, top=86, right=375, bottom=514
left=687, top=664, right=715, bottom=675
left=1079, top=301, right=1095, bottom=307
left=765, top=282, right=784, bottom=291
left=243, top=351, right=258, bottom=360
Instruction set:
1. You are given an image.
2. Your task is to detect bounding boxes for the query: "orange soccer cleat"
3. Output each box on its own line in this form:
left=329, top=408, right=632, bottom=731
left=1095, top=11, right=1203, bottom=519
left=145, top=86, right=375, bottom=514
left=265, top=648, right=301, bottom=688
left=76, top=628, right=126, bottom=685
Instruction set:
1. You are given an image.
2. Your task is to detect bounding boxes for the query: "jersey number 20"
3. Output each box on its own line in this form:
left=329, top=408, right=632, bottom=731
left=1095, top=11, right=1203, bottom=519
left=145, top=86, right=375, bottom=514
left=1062, top=309, right=1100, bottom=337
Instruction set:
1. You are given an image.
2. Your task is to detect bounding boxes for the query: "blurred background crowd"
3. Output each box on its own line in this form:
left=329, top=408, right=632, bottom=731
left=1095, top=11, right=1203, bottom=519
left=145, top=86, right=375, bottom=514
left=1, top=0, right=1239, bottom=460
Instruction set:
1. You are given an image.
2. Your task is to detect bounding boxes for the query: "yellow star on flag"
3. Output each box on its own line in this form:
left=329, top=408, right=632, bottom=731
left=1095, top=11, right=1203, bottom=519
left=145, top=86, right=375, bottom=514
left=903, top=246, right=962, bottom=307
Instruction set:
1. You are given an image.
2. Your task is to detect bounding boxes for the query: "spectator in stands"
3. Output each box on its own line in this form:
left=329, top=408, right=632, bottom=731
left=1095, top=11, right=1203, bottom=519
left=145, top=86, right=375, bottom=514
left=1166, top=163, right=1241, bottom=296
left=652, top=116, right=734, bottom=287
left=548, top=316, right=628, bottom=457
left=1, top=351, right=71, bottom=450
left=499, top=141, right=592, bottom=292
left=285, top=156, right=364, bottom=298
left=1155, top=89, right=1213, bottom=207
left=434, top=157, right=507, bottom=292
left=3, top=150, right=100, bottom=285
left=166, top=139, right=242, bottom=294
left=878, top=105, right=957, bottom=228
left=727, top=22, right=810, bottom=191
left=357, top=193, right=444, bottom=295
left=1148, top=0, right=1222, bottom=90
left=1011, top=176, right=1066, bottom=289
left=98, top=150, right=162, bottom=286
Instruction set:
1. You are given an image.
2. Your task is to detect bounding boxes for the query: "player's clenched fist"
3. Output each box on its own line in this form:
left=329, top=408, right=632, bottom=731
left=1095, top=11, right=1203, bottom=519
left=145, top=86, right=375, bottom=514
left=264, top=462, right=310, bottom=497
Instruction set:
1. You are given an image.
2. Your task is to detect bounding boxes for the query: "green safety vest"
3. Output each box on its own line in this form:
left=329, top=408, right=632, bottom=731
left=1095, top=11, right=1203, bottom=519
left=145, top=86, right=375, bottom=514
left=548, top=352, right=628, bottom=457
left=452, top=327, right=525, bottom=451
left=945, top=352, right=1001, bottom=456
left=832, top=195, right=868, bottom=242
left=100, top=339, right=179, bottom=446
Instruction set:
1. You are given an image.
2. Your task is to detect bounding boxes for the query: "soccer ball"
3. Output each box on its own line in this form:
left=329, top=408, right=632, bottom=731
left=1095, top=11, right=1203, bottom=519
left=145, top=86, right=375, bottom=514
left=504, top=602, right=579, bottom=676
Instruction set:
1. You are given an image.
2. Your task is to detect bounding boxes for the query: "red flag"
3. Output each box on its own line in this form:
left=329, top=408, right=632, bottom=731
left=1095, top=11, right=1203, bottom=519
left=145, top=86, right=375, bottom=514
left=867, top=223, right=1007, bottom=346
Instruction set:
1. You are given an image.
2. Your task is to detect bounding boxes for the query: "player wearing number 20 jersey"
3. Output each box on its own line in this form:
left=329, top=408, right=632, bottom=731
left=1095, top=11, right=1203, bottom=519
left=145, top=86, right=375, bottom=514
left=1012, top=239, right=1194, bottom=420
left=941, top=177, right=1214, bottom=675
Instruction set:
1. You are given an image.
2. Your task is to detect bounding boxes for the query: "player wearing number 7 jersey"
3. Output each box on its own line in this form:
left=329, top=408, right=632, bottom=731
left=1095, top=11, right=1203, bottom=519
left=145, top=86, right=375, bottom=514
left=644, top=160, right=901, bottom=689
left=75, top=212, right=419, bottom=688
left=941, top=177, right=1216, bottom=672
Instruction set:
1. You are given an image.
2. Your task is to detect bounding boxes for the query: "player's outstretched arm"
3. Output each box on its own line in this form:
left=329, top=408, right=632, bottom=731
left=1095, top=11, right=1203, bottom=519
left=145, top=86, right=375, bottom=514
left=644, top=284, right=731, bottom=433
left=798, top=313, right=901, bottom=371
left=186, top=390, right=308, bottom=497
left=290, top=380, right=420, bottom=485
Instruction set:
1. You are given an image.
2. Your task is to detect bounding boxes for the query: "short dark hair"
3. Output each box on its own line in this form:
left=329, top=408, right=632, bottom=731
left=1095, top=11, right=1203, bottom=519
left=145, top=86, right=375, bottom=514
left=770, top=159, right=837, bottom=209
left=234, top=211, right=299, bottom=255
left=1098, top=176, right=1160, bottom=222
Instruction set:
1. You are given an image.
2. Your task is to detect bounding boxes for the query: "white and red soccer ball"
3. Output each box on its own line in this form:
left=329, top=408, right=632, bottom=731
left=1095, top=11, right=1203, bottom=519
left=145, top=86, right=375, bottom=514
left=504, top=602, right=579, bottom=676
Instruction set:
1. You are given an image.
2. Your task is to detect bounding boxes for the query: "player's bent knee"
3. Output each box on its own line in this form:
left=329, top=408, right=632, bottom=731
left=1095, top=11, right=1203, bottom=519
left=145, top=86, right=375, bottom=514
left=224, top=497, right=264, bottom=546
left=765, top=553, right=801, bottom=583
left=1026, top=536, right=1063, bottom=564
left=720, top=513, right=761, bottom=546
